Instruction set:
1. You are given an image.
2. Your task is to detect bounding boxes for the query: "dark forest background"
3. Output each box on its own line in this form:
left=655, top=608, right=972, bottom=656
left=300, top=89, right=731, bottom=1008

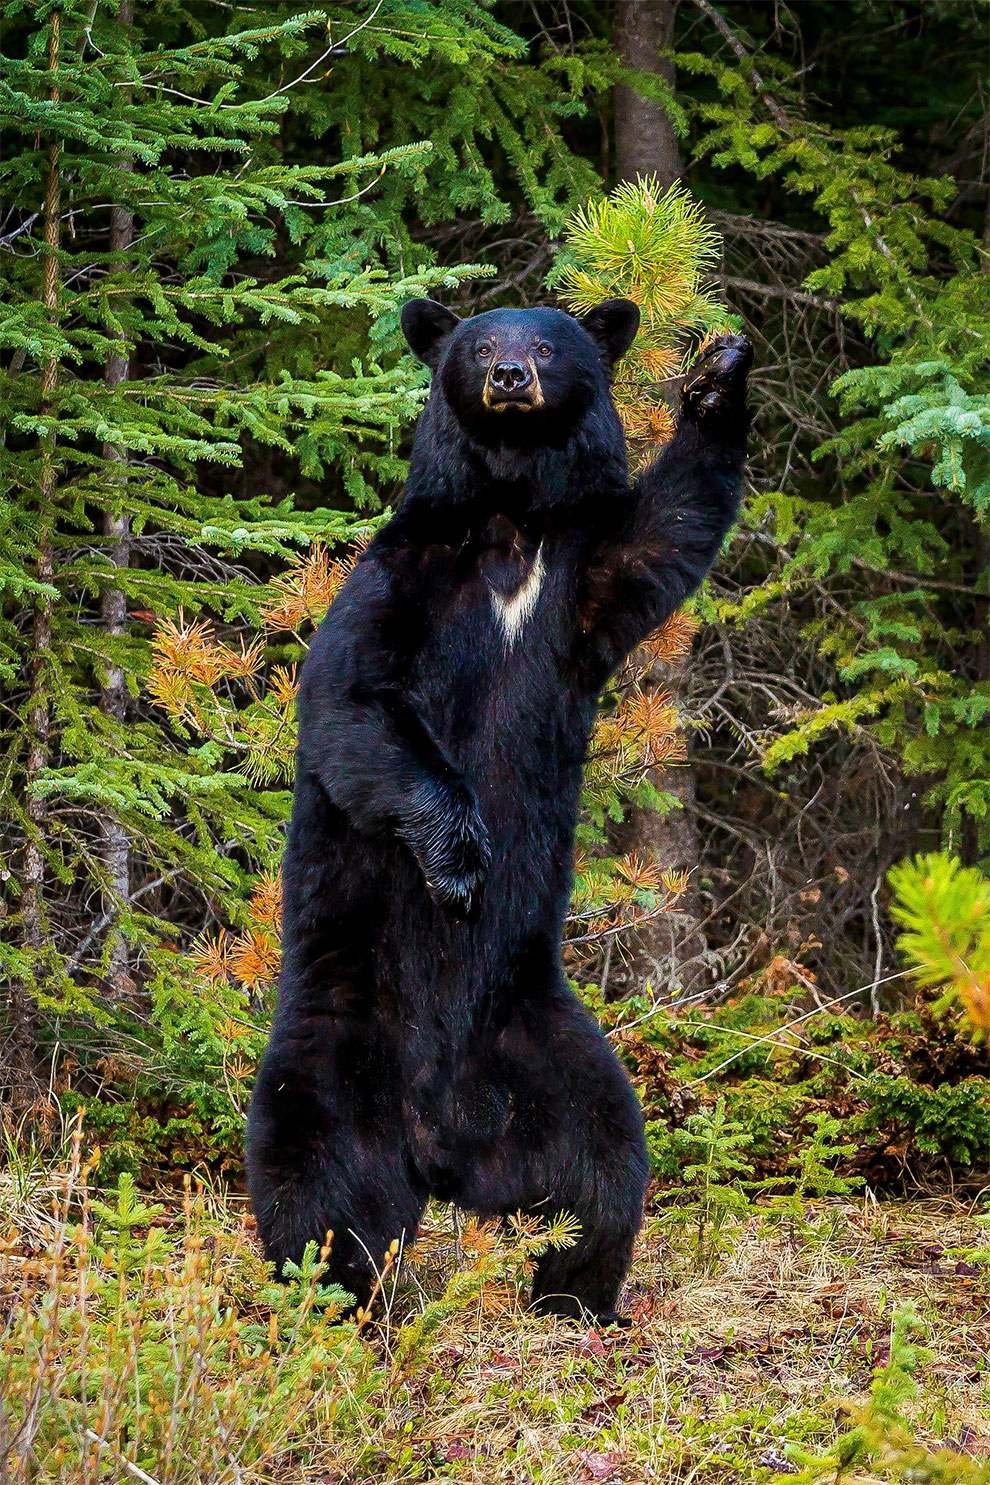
left=3, top=0, right=987, bottom=1169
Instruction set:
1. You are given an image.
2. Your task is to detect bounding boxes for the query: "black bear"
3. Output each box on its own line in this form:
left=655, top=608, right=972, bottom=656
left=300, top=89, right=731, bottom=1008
left=247, top=297, right=751, bottom=1322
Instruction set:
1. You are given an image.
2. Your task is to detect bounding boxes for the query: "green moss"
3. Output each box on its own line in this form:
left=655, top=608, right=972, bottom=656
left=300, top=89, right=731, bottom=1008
left=854, top=1074, right=990, bottom=1167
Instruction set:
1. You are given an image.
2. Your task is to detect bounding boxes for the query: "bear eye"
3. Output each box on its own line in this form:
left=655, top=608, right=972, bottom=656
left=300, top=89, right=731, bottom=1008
left=536, top=343, right=553, bottom=358
left=477, top=343, right=493, bottom=360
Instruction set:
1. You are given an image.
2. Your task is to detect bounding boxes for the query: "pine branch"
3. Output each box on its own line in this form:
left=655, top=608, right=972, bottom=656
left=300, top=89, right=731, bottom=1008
left=22, top=11, right=62, bottom=964
left=98, top=0, right=136, bottom=1002
left=691, top=0, right=790, bottom=132
left=692, top=0, right=930, bottom=323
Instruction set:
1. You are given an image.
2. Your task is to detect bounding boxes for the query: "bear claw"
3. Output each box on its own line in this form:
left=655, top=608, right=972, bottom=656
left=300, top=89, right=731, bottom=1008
left=681, top=334, right=753, bottom=421
left=402, top=776, right=491, bottom=921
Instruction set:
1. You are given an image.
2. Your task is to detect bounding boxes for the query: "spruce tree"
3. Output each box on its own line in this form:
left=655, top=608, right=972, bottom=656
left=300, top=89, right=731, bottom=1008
left=677, top=1, right=990, bottom=859
left=0, top=1, right=513, bottom=1108
left=0, top=0, right=626, bottom=1145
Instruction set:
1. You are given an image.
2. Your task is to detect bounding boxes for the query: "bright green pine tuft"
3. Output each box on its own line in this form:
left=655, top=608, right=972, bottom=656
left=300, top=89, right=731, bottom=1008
left=888, top=852, right=990, bottom=1037
left=551, top=177, right=732, bottom=451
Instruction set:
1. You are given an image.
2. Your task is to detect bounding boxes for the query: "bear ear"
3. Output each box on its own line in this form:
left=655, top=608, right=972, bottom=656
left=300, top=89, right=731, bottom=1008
left=580, top=299, right=641, bottom=366
left=401, top=299, right=461, bottom=369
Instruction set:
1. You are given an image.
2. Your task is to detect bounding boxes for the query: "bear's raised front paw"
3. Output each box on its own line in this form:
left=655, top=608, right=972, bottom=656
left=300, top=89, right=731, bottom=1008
left=402, top=777, right=491, bottom=922
left=681, top=334, right=753, bottom=422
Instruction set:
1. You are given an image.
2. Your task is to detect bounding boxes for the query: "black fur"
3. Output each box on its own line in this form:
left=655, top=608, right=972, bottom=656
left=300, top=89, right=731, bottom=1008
left=247, top=302, right=751, bottom=1322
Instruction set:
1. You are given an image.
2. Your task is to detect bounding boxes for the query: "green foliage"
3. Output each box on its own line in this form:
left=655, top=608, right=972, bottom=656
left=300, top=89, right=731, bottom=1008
left=649, top=1098, right=755, bottom=1269
left=550, top=175, right=729, bottom=390
left=682, top=22, right=990, bottom=856
left=391, top=1209, right=580, bottom=1371
left=948, top=1215, right=990, bottom=1276
left=0, top=0, right=620, bottom=1107
left=0, top=1159, right=374, bottom=1482
left=787, top=1304, right=990, bottom=1483
left=0, top=3, right=434, bottom=1019
left=888, top=852, right=990, bottom=1036
left=757, top=1112, right=864, bottom=1245
left=614, top=986, right=990, bottom=1184
left=789, top=1114, right=864, bottom=1202
left=858, top=1072, right=990, bottom=1169
left=286, top=1, right=611, bottom=238
left=833, top=356, right=990, bottom=515
left=552, top=178, right=730, bottom=938
left=0, top=1149, right=588, bottom=1484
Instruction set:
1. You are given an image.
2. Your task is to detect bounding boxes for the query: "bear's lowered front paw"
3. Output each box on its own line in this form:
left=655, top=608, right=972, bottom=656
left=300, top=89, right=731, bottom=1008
left=401, top=776, right=491, bottom=921
left=681, top=334, right=753, bottom=423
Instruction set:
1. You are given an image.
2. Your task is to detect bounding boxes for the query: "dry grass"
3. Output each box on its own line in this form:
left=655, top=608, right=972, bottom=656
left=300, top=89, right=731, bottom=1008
left=1, top=1136, right=988, bottom=1485
left=400, top=1200, right=990, bottom=1483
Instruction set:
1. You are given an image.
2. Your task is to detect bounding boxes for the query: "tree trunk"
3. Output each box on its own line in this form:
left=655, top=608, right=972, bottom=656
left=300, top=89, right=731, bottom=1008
left=99, top=0, right=135, bottom=1000
left=614, top=0, right=682, bottom=188
left=612, top=0, right=708, bottom=996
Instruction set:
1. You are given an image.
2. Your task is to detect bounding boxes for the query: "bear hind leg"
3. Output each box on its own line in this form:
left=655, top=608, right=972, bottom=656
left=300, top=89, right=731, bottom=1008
left=247, top=1008, right=427, bottom=1310
left=456, top=993, right=648, bottom=1325
left=527, top=1097, right=647, bottom=1326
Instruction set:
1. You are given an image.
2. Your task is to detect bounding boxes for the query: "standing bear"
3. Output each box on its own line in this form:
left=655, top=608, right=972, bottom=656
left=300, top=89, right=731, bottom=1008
left=247, top=297, right=751, bottom=1322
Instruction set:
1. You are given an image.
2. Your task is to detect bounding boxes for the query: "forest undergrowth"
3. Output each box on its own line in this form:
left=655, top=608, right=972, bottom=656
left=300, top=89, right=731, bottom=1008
left=2, top=1121, right=988, bottom=1485
left=3, top=976, right=989, bottom=1485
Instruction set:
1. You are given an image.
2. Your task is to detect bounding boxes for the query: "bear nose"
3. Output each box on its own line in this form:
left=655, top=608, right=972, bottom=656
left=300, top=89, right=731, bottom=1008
left=490, top=360, right=532, bottom=392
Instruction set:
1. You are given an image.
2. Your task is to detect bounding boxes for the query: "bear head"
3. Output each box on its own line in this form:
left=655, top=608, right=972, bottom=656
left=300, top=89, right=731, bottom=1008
left=400, top=299, right=640, bottom=451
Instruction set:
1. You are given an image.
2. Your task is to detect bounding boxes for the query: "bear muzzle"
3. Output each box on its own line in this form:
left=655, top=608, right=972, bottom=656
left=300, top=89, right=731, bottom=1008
left=483, top=358, right=544, bottom=412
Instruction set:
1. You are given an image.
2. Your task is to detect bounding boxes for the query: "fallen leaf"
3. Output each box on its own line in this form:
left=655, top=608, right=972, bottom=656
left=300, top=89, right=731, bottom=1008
left=576, top=1448, right=625, bottom=1481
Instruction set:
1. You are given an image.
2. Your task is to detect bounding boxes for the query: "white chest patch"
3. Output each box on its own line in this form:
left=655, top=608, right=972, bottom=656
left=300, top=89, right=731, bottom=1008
left=489, top=544, right=545, bottom=648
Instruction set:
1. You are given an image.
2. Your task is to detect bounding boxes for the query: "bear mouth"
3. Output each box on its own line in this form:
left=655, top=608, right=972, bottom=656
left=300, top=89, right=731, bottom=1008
left=484, top=384, right=544, bottom=413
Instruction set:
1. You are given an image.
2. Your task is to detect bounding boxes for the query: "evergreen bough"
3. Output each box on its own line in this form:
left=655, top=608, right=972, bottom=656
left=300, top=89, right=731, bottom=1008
left=0, top=0, right=608, bottom=1127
